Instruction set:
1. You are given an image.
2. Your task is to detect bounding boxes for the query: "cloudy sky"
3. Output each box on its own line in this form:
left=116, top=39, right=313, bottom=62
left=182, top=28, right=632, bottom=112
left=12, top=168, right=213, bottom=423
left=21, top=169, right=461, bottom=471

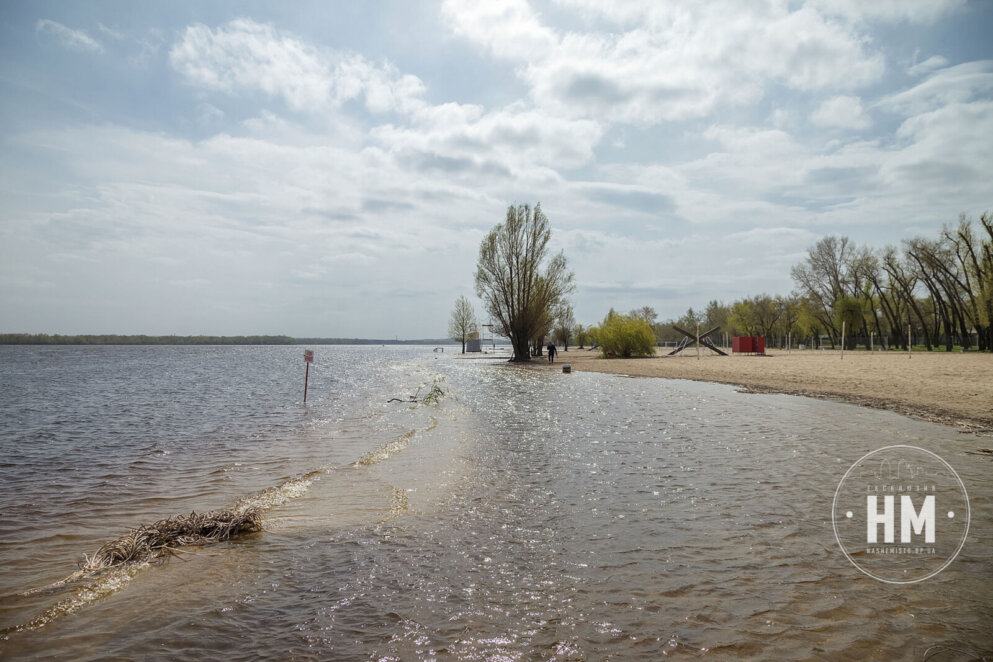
left=1, top=1, right=991, bottom=338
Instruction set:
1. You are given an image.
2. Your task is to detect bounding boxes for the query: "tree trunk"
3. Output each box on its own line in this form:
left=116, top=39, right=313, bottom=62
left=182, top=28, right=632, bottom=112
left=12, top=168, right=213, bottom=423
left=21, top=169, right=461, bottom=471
left=510, top=330, right=531, bottom=362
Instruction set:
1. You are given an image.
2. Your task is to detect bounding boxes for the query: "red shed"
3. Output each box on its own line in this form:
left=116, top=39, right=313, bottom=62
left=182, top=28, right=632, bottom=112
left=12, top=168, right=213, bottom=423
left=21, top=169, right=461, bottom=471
left=732, top=336, right=765, bottom=354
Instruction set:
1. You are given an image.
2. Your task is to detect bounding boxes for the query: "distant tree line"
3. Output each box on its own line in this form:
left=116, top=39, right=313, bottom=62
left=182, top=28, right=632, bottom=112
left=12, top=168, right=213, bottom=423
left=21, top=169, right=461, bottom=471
left=575, top=210, right=993, bottom=353
left=0, top=334, right=298, bottom=345
left=0, top=335, right=466, bottom=346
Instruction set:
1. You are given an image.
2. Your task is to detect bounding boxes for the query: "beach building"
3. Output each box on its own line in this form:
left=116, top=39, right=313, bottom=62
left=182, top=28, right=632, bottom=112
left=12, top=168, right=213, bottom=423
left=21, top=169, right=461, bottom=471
left=466, top=331, right=481, bottom=352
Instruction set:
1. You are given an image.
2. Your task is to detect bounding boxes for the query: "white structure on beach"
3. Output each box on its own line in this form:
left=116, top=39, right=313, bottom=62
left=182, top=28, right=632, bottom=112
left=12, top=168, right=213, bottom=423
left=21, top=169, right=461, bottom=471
left=466, top=330, right=482, bottom=353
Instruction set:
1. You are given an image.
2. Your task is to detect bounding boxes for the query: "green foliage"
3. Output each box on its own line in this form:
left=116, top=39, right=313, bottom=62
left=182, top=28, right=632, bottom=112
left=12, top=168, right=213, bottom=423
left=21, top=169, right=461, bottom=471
left=703, top=300, right=730, bottom=332
left=675, top=307, right=702, bottom=330
left=572, top=323, right=589, bottom=348
left=420, top=377, right=446, bottom=405
left=833, top=295, right=863, bottom=330
left=596, top=313, right=656, bottom=358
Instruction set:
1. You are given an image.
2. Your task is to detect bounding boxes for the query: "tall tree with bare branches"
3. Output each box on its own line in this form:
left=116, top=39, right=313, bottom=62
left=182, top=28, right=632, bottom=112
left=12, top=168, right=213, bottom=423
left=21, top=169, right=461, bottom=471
left=474, top=203, right=574, bottom=362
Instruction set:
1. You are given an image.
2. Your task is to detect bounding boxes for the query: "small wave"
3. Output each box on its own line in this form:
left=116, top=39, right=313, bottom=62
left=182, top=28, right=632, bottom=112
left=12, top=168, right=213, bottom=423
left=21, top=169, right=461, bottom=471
left=353, top=417, right=439, bottom=468
left=7, top=564, right=146, bottom=635
left=12, top=469, right=326, bottom=633
left=234, top=472, right=320, bottom=512
left=354, top=429, right=417, bottom=467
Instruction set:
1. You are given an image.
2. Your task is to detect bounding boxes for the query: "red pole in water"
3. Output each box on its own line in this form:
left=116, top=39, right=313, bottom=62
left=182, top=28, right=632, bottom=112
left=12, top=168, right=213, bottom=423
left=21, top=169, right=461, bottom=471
left=303, top=349, right=314, bottom=402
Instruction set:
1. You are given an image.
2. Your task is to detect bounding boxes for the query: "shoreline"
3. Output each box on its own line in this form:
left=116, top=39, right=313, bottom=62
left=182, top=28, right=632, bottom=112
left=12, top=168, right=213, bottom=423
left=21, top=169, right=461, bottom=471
left=532, top=348, right=993, bottom=434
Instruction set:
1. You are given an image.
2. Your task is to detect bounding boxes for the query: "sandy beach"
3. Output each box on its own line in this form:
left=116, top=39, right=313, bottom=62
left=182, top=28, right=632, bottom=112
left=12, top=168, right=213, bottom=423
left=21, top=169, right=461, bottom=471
left=538, top=348, right=993, bottom=432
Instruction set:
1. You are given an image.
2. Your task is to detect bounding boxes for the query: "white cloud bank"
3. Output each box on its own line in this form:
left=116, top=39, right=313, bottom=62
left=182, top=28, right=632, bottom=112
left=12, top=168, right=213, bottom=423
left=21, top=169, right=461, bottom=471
left=170, top=19, right=427, bottom=114
left=443, top=0, right=887, bottom=124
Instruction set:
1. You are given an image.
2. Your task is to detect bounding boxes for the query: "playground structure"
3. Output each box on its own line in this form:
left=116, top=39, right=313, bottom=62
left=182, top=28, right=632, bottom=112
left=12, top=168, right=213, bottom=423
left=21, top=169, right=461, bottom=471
left=665, top=327, right=768, bottom=356
left=668, top=325, right=728, bottom=356
left=480, top=323, right=497, bottom=350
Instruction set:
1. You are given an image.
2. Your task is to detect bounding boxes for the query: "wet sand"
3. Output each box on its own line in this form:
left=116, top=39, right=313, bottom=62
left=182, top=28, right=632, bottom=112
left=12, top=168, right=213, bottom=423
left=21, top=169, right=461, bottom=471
left=539, top=348, right=993, bottom=432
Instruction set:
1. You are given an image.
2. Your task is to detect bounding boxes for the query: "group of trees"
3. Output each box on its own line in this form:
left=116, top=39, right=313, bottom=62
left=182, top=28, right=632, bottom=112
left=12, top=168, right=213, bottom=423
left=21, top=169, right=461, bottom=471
left=646, top=212, right=993, bottom=352
left=464, top=203, right=992, bottom=359
left=789, top=214, right=993, bottom=351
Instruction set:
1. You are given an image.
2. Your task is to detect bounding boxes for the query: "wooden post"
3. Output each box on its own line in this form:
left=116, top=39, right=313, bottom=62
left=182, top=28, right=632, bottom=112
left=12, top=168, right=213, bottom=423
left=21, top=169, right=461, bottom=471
left=841, top=320, right=845, bottom=360
left=303, top=349, right=314, bottom=402
left=788, top=332, right=791, bottom=355
left=908, top=323, right=912, bottom=359
left=696, top=323, right=700, bottom=361
left=870, top=330, right=874, bottom=352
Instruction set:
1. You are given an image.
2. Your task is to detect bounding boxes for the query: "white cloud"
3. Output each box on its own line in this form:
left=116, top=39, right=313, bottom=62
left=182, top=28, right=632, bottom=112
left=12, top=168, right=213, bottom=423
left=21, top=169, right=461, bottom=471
left=169, top=19, right=426, bottom=114
left=908, top=55, right=949, bottom=76
left=444, top=0, right=885, bottom=125
left=883, top=100, right=993, bottom=196
left=35, top=19, right=103, bottom=53
left=0, top=121, right=490, bottom=334
left=879, top=60, right=993, bottom=115
left=811, top=95, right=871, bottom=129
left=373, top=104, right=602, bottom=172
left=96, top=22, right=124, bottom=41
left=441, top=0, right=556, bottom=60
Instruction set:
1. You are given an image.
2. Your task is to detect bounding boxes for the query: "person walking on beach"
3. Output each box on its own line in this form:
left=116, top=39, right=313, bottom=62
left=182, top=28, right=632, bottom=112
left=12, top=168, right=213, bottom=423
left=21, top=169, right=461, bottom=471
left=547, top=342, right=556, bottom=363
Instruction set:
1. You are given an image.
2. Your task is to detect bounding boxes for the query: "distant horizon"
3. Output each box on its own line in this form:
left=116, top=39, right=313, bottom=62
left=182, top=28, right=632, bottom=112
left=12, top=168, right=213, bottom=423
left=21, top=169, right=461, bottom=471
left=0, top=332, right=510, bottom=345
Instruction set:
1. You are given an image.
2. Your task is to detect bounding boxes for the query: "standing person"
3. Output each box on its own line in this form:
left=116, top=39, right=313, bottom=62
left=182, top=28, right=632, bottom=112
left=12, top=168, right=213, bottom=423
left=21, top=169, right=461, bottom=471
left=547, top=342, right=556, bottom=363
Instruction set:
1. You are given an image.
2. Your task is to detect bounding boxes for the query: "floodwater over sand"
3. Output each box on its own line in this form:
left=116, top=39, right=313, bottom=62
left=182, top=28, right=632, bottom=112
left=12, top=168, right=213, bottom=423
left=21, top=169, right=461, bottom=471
left=1, top=346, right=990, bottom=660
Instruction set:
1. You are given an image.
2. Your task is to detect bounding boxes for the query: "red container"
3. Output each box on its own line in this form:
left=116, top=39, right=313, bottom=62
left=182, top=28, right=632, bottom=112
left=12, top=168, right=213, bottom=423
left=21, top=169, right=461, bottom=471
left=732, top=336, right=764, bottom=354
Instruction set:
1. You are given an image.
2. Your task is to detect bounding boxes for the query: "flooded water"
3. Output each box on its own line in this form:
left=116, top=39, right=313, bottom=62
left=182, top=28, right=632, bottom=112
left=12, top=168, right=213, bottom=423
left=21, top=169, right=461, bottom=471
left=1, top=345, right=991, bottom=660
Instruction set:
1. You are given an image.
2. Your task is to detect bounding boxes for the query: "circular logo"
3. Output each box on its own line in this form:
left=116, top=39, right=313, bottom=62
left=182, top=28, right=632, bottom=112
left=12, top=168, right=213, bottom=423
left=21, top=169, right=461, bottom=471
left=832, top=445, right=970, bottom=584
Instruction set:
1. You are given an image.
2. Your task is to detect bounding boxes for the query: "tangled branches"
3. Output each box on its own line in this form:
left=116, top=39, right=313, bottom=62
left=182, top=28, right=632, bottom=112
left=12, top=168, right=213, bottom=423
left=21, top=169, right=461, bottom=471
left=78, top=508, right=263, bottom=573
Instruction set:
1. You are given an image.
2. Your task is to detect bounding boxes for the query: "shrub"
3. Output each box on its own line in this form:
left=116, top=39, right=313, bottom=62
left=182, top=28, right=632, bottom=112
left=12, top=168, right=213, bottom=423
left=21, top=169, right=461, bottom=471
left=597, top=314, right=656, bottom=358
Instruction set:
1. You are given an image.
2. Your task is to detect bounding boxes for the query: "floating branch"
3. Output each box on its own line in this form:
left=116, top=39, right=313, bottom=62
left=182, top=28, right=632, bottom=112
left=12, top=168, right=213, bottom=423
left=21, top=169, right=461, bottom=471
left=387, top=380, right=445, bottom=404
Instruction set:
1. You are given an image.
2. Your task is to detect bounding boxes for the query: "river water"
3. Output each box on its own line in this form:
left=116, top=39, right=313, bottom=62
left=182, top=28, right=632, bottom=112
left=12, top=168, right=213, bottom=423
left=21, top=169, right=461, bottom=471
left=0, top=345, right=990, bottom=660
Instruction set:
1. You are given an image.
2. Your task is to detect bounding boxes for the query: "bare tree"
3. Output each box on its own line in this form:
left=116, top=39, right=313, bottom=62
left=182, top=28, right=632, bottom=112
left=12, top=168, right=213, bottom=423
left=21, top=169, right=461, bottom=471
left=791, top=235, right=856, bottom=342
left=448, top=295, right=477, bottom=353
left=474, top=203, right=575, bottom=362
left=553, top=303, right=575, bottom=350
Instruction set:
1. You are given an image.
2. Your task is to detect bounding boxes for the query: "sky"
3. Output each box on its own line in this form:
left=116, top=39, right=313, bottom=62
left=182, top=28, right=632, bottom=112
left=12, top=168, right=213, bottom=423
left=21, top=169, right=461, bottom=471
left=1, top=1, right=992, bottom=338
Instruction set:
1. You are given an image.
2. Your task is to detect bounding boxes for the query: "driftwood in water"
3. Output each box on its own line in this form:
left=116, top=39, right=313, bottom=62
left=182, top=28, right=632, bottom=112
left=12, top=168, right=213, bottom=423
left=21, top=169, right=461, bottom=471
left=78, top=508, right=262, bottom=573
left=387, top=382, right=444, bottom=404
